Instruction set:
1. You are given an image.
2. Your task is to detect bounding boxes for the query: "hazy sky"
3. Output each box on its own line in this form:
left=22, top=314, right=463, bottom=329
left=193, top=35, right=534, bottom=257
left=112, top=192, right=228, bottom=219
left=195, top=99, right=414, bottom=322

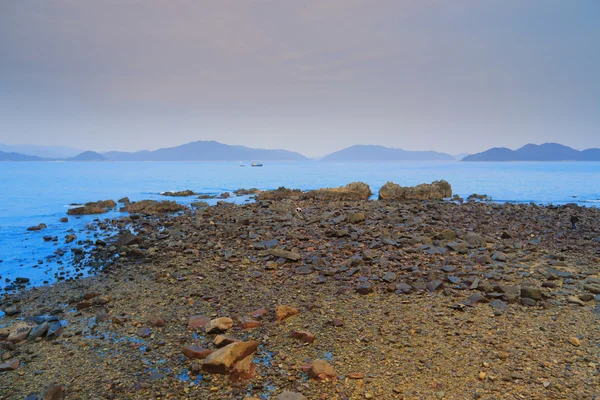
left=1, top=0, right=599, bottom=157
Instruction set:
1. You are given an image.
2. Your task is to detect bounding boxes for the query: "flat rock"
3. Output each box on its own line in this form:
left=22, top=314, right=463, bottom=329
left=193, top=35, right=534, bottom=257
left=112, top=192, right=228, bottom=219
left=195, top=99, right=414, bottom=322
left=206, top=317, right=234, bottom=333
left=307, top=359, right=336, bottom=380
left=188, top=315, right=210, bottom=330
left=202, top=341, right=258, bottom=374
left=290, top=331, right=315, bottom=343
left=183, top=345, right=212, bottom=359
left=269, top=248, right=301, bottom=261
left=274, top=392, right=307, bottom=400
left=275, top=306, right=299, bottom=322
left=0, top=359, right=20, bottom=372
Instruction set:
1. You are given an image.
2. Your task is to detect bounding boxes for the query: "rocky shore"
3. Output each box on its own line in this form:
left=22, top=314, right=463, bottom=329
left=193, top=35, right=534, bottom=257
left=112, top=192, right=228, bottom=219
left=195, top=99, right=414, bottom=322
left=1, top=181, right=599, bottom=399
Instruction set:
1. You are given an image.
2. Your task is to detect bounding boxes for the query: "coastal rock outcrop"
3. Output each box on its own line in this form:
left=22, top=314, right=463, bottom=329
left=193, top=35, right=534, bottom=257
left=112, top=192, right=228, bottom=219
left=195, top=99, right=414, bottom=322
left=161, top=190, right=196, bottom=197
left=378, top=180, right=452, bottom=201
left=125, top=200, right=186, bottom=215
left=303, top=182, right=372, bottom=201
left=67, top=200, right=116, bottom=215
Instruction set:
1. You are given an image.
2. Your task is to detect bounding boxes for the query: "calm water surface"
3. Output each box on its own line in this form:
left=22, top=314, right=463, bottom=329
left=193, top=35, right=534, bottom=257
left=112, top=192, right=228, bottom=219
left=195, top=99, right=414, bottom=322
left=0, top=161, right=599, bottom=292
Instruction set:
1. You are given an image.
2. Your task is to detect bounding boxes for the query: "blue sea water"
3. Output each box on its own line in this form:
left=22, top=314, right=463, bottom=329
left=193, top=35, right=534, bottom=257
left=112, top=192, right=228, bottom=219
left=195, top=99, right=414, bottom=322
left=0, top=160, right=599, bottom=292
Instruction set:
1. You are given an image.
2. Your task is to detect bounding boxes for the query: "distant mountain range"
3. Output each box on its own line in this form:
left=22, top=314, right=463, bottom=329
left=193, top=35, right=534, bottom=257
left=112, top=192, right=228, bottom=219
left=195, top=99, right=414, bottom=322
left=2, top=141, right=600, bottom=162
left=320, top=145, right=454, bottom=161
left=101, top=141, right=307, bottom=161
left=0, top=151, right=47, bottom=161
left=462, top=143, right=600, bottom=162
left=0, top=143, right=82, bottom=159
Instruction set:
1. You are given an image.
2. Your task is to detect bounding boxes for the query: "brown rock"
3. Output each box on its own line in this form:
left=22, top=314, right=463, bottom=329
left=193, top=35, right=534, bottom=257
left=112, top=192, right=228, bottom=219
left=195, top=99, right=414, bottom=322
left=0, top=359, right=20, bottom=372
left=206, top=317, right=234, bottom=333
left=40, top=384, right=66, bottom=400
left=378, top=180, right=452, bottom=201
left=269, top=248, right=301, bottom=261
left=147, top=316, right=166, bottom=327
left=182, top=346, right=212, bottom=359
left=237, top=317, right=262, bottom=330
left=7, top=323, right=33, bottom=343
left=188, top=315, right=210, bottom=330
left=214, top=335, right=240, bottom=347
left=308, top=359, right=337, bottom=380
left=275, top=305, right=299, bottom=322
left=248, top=307, right=269, bottom=320
left=202, top=341, right=258, bottom=374
left=230, top=354, right=256, bottom=382
left=290, top=331, right=315, bottom=343
left=274, top=392, right=307, bottom=400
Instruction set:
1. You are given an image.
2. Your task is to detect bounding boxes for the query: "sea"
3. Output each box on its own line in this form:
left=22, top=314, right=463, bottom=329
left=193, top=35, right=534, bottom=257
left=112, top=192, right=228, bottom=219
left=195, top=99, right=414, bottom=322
left=1, top=160, right=599, bottom=296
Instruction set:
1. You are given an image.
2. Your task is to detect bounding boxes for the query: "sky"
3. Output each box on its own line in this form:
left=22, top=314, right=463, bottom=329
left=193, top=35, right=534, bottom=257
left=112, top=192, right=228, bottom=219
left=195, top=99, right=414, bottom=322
left=1, top=0, right=599, bottom=157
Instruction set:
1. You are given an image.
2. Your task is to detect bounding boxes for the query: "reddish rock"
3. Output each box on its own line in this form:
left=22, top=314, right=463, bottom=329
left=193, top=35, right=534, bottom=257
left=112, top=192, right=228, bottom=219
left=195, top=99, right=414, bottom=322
left=202, top=341, right=258, bottom=374
left=230, top=354, right=256, bottom=382
left=0, top=359, right=20, bottom=372
left=290, top=331, right=315, bottom=343
left=214, top=335, right=240, bottom=347
left=7, top=323, right=33, bottom=343
left=187, top=315, right=210, bottom=330
left=182, top=346, right=212, bottom=359
left=147, top=316, right=165, bottom=327
left=206, top=317, right=233, bottom=333
left=332, top=318, right=344, bottom=327
left=75, top=299, right=94, bottom=310
left=238, top=316, right=262, bottom=330
left=275, top=306, right=299, bottom=323
left=40, top=384, right=66, bottom=400
left=248, top=307, right=268, bottom=320
left=308, top=360, right=336, bottom=380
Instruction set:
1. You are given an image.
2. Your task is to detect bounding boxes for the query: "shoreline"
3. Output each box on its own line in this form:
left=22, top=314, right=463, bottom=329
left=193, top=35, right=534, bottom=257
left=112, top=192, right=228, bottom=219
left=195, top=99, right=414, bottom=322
left=1, top=186, right=600, bottom=399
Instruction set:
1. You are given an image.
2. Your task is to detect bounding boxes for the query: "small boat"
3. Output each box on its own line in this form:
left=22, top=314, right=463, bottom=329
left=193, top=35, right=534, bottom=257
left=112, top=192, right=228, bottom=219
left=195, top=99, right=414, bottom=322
left=251, top=161, right=263, bottom=167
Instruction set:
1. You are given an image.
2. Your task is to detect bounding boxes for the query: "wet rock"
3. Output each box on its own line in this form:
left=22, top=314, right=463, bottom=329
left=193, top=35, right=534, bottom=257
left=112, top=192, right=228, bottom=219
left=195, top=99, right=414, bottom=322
left=162, top=190, right=195, bottom=197
left=125, top=200, right=186, bottom=215
left=303, top=182, right=372, bottom=201
left=67, top=200, right=116, bottom=215
left=275, top=306, right=299, bottom=322
left=0, top=359, right=20, bottom=372
left=118, top=197, right=130, bottom=203
left=183, top=346, right=212, bottom=359
left=290, top=331, right=315, bottom=343
left=378, top=180, right=452, bottom=201
left=114, top=231, right=143, bottom=248
left=59, top=217, right=68, bottom=223
left=234, top=188, right=261, bottom=196
left=27, top=223, right=47, bottom=231
left=202, top=341, right=258, bottom=374
left=307, top=359, right=336, bottom=380
left=206, top=317, right=234, bottom=333
left=188, top=315, right=210, bottom=330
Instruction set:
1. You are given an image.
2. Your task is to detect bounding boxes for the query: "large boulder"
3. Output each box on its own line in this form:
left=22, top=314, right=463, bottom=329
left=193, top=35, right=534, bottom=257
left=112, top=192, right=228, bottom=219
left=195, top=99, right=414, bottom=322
left=161, top=190, right=196, bottom=197
left=378, top=180, right=452, bottom=201
left=303, top=182, right=372, bottom=201
left=256, top=187, right=303, bottom=201
left=125, top=200, right=186, bottom=215
left=67, top=200, right=116, bottom=215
